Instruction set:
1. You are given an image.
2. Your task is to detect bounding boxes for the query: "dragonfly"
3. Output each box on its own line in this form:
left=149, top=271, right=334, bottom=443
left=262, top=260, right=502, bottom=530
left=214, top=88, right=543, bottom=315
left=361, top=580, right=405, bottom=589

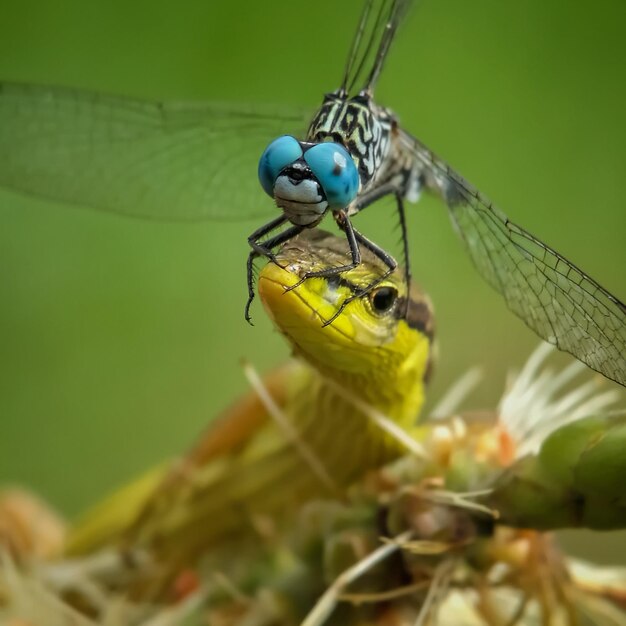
left=0, top=0, right=624, bottom=387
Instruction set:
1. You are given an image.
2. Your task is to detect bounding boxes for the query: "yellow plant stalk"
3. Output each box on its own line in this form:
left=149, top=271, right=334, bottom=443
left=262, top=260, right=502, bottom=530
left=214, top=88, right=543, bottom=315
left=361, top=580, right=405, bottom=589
left=65, top=229, right=435, bottom=581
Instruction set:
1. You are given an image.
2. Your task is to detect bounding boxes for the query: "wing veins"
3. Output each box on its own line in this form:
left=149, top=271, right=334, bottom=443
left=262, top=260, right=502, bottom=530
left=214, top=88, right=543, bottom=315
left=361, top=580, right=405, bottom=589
left=400, top=131, right=625, bottom=384
left=339, top=0, right=414, bottom=96
left=0, top=81, right=310, bottom=221
left=471, top=197, right=607, bottom=347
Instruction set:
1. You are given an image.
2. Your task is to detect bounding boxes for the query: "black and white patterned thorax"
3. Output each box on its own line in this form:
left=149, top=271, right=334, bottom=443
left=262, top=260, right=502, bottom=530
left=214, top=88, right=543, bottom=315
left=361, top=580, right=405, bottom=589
left=306, top=90, right=401, bottom=201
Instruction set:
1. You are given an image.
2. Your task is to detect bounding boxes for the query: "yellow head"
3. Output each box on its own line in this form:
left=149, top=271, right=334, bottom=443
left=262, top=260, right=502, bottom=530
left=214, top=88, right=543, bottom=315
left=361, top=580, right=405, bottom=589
left=258, top=230, right=435, bottom=421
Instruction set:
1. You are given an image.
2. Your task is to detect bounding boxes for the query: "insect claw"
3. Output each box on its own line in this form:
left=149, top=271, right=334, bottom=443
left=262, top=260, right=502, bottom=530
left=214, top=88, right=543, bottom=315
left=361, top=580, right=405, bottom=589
left=285, top=275, right=308, bottom=292
left=244, top=298, right=255, bottom=326
left=321, top=302, right=347, bottom=327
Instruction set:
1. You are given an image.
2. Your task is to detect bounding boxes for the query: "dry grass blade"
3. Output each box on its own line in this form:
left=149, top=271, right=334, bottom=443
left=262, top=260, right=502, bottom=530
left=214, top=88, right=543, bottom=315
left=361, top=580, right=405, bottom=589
left=321, top=373, right=428, bottom=460
left=301, top=530, right=413, bottom=626
left=242, top=360, right=338, bottom=493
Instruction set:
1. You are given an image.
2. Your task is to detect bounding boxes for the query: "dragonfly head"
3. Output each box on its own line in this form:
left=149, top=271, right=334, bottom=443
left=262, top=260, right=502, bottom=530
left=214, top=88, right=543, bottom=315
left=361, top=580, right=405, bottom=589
left=258, top=135, right=359, bottom=226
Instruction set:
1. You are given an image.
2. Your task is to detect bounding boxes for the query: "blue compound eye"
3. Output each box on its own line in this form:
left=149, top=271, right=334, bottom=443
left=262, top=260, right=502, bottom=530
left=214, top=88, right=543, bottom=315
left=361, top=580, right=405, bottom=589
left=258, top=135, right=303, bottom=197
left=303, top=143, right=359, bottom=210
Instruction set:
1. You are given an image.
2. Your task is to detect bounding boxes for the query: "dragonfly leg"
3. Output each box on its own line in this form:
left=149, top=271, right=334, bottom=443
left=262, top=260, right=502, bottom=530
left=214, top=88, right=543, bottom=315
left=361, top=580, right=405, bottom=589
left=395, top=192, right=411, bottom=285
left=394, top=192, right=412, bottom=317
left=322, top=225, right=398, bottom=327
left=351, top=180, right=412, bottom=289
left=284, top=211, right=362, bottom=293
left=351, top=179, right=399, bottom=212
left=245, top=220, right=304, bottom=324
left=247, top=215, right=289, bottom=264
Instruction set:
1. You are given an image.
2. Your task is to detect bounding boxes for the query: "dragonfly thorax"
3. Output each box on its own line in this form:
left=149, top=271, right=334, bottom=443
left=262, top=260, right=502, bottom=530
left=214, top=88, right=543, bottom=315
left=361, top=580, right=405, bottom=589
left=307, top=91, right=395, bottom=193
left=258, top=135, right=360, bottom=226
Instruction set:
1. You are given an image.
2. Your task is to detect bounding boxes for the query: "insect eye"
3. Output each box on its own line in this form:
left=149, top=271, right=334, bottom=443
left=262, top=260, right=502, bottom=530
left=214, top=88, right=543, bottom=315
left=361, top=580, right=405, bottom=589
left=303, top=142, right=359, bottom=210
left=258, top=135, right=303, bottom=197
left=369, top=286, right=398, bottom=314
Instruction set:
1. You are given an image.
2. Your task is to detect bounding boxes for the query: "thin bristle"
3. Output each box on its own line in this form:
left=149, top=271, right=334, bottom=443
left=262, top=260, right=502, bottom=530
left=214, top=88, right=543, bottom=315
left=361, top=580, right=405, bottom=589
left=242, top=360, right=338, bottom=493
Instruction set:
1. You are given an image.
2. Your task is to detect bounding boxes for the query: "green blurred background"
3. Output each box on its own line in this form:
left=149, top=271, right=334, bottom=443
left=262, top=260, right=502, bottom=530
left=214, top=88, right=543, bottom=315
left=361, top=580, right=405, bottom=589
left=0, top=0, right=624, bottom=560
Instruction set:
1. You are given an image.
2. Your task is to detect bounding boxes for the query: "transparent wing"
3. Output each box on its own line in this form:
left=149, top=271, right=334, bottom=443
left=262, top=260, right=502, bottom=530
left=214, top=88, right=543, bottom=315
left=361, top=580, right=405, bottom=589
left=0, top=82, right=310, bottom=220
left=400, top=130, right=626, bottom=387
left=340, top=0, right=413, bottom=96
